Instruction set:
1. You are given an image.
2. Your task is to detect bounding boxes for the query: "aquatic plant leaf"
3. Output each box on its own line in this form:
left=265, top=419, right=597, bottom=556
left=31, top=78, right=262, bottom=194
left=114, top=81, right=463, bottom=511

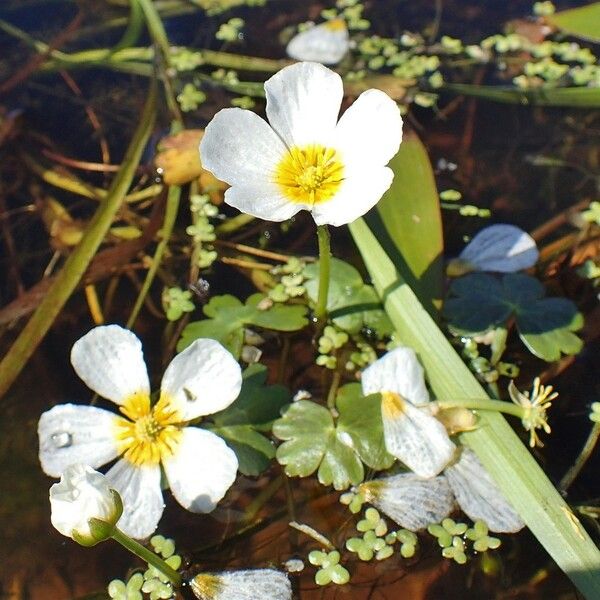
left=443, top=273, right=583, bottom=362
left=272, top=400, right=365, bottom=490
left=304, top=258, right=392, bottom=336
left=209, top=364, right=290, bottom=476
left=349, top=217, right=600, bottom=598
left=177, top=293, right=308, bottom=357
left=373, top=131, right=444, bottom=307
left=335, top=383, right=394, bottom=471
left=444, top=83, right=600, bottom=108
left=547, top=2, right=600, bottom=43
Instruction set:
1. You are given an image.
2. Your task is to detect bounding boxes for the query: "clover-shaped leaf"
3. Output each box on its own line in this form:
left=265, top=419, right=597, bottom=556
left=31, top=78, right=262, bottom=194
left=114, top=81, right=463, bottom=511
left=304, top=259, right=392, bottom=337
left=273, top=400, right=364, bottom=490
left=444, top=273, right=583, bottom=362
left=335, top=383, right=395, bottom=471
left=178, top=293, right=308, bottom=357
left=208, top=364, right=290, bottom=476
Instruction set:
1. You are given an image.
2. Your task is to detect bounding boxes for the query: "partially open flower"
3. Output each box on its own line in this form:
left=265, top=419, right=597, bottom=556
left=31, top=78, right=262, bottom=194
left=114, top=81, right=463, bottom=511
left=286, top=20, right=350, bottom=65
left=361, top=346, right=456, bottom=477
left=200, top=62, right=402, bottom=227
left=447, top=224, right=539, bottom=276
left=189, top=569, right=292, bottom=600
left=50, top=464, right=122, bottom=546
left=39, top=325, right=242, bottom=538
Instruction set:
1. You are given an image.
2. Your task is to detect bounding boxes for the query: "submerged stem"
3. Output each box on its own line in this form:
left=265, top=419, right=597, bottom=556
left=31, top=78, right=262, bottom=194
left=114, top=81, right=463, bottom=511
left=111, top=528, right=182, bottom=588
left=560, top=422, right=600, bottom=492
left=314, top=225, right=331, bottom=326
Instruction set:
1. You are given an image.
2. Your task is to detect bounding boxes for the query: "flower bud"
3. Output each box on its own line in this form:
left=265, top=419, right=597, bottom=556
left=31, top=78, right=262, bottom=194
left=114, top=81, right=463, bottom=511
left=49, top=464, right=122, bottom=546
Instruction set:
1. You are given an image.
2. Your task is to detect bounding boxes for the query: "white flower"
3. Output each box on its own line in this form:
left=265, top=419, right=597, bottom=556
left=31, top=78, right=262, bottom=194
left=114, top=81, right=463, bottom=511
left=200, top=61, right=402, bottom=227
left=361, top=346, right=456, bottom=477
left=447, top=224, right=539, bottom=276
left=444, top=448, right=524, bottom=533
left=39, top=325, right=242, bottom=539
left=189, top=569, right=292, bottom=600
left=359, top=447, right=524, bottom=533
left=359, top=473, right=455, bottom=531
left=50, top=464, right=122, bottom=545
left=286, top=20, right=350, bottom=65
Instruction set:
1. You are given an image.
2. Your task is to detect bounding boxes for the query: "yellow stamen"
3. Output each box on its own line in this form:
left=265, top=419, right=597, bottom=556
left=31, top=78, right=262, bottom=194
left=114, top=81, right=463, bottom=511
left=324, top=18, right=347, bottom=32
left=190, top=574, right=223, bottom=599
left=381, top=391, right=406, bottom=420
left=114, top=393, right=183, bottom=466
left=273, top=144, right=344, bottom=205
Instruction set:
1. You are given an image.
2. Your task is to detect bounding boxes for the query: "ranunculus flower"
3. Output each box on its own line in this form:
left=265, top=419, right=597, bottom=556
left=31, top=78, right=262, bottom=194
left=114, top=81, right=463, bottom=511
left=50, top=464, right=122, bottom=545
left=286, top=20, right=350, bottom=65
left=199, top=61, right=402, bottom=227
left=361, top=346, right=456, bottom=478
left=39, top=325, right=242, bottom=539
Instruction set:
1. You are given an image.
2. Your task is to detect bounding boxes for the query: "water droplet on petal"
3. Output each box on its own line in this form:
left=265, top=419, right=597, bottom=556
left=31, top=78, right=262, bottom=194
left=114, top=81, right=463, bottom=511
left=51, top=432, right=72, bottom=448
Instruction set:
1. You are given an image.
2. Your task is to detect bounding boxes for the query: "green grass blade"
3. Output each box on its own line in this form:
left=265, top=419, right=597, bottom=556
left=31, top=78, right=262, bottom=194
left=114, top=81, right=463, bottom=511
left=372, top=131, right=444, bottom=310
left=444, top=83, right=600, bottom=107
left=349, top=217, right=600, bottom=599
left=547, top=2, right=600, bottom=43
left=0, top=82, right=157, bottom=401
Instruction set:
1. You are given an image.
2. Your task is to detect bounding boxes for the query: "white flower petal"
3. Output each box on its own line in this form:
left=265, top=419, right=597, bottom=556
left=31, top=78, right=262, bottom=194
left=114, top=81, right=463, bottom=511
left=361, top=346, right=430, bottom=406
left=459, top=224, right=539, bottom=273
left=105, top=459, right=164, bottom=539
left=38, top=404, right=121, bottom=478
left=200, top=108, right=286, bottom=187
left=382, top=396, right=456, bottom=477
left=163, top=427, right=238, bottom=513
left=361, top=473, right=454, bottom=531
left=311, top=166, right=394, bottom=227
left=50, top=464, right=120, bottom=541
left=224, top=182, right=306, bottom=223
left=333, top=89, right=403, bottom=170
left=190, top=569, right=292, bottom=600
left=70, top=325, right=150, bottom=405
left=161, top=339, right=242, bottom=420
left=265, top=62, right=343, bottom=147
left=286, top=21, right=349, bottom=65
left=444, top=448, right=525, bottom=533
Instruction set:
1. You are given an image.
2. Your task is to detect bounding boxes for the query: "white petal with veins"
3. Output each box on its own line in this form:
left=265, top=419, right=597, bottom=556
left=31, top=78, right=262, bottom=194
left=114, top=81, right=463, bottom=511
left=70, top=325, right=150, bottom=405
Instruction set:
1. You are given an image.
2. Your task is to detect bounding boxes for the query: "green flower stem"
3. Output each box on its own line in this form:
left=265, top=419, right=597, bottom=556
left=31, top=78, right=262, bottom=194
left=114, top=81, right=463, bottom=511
left=111, top=528, right=182, bottom=588
left=434, top=398, right=524, bottom=419
left=327, top=370, right=342, bottom=411
left=0, top=81, right=157, bottom=401
left=560, top=422, right=600, bottom=492
left=315, top=225, right=331, bottom=326
left=127, top=181, right=181, bottom=328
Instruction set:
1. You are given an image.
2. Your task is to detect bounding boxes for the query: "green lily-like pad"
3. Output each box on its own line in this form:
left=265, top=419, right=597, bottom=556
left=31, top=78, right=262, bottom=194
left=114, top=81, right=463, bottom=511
left=304, top=258, right=393, bottom=336
left=443, top=273, right=583, bottom=362
left=272, top=388, right=392, bottom=490
left=208, top=364, right=291, bottom=476
left=177, top=293, right=308, bottom=357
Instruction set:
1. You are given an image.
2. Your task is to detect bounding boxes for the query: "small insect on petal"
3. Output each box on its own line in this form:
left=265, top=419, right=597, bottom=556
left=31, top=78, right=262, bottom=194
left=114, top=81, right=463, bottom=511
left=189, top=569, right=292, bottom=600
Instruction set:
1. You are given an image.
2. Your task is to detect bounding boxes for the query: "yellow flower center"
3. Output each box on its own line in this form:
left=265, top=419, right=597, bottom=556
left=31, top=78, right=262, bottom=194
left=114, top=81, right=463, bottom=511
left=381, top=391, right=406, bottom=420
left=274, top=144, right=344, bottom=205
left=190, top=574, right=223, bottom=599
left=114, top=393, right=182, bottom=466
left=324, top=18, right=347, bottom=32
